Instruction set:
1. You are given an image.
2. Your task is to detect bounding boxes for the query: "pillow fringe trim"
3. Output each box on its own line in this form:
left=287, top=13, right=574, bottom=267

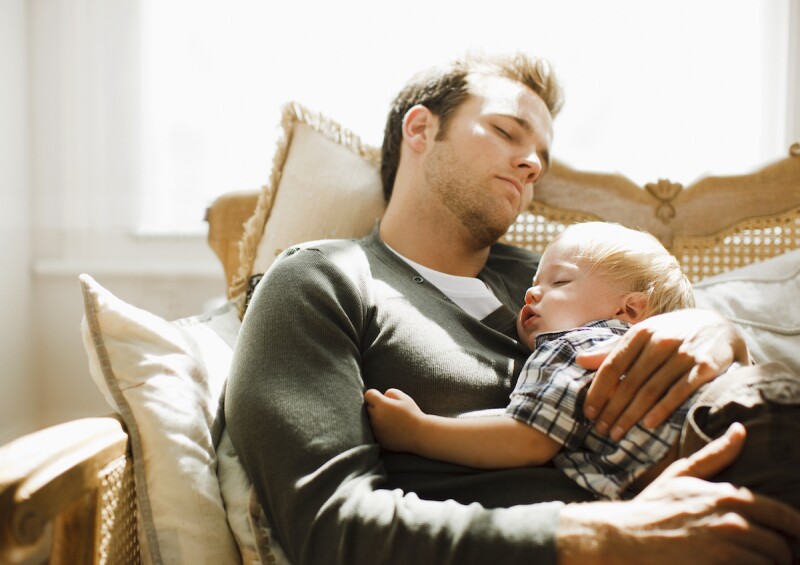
left=232, top=101, right=381, bottom=316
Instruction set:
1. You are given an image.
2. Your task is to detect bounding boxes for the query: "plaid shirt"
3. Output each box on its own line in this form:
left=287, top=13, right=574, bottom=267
left=506, top=319, right=694, bottom=500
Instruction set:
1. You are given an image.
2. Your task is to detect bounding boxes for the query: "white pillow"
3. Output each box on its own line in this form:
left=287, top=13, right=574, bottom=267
left=80, top=274, right=242, bottom=564
left=693, top=248, right=800, bottom=374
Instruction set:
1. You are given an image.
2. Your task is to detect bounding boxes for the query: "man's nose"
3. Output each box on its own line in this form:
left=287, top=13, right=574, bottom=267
left=514, top=150, right=543, bottom=184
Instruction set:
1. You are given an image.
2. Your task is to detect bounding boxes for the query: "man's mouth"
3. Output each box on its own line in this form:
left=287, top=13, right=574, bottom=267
left=497, top=176, right=523, bottom=194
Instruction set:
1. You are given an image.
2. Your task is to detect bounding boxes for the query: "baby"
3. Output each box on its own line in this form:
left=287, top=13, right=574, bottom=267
left=365, top=221, right=701, bottom=499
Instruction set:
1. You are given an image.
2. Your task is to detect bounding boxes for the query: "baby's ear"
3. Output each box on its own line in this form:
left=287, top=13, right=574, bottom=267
left=615, top=292, right=648, bottom=324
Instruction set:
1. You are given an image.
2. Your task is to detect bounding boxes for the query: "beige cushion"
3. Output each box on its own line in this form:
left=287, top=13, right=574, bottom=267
left=80, top=274, right=242, bottom=564
left=693, top=248, right=800, bottom=374
left=234, top=102, right=385, bottom=297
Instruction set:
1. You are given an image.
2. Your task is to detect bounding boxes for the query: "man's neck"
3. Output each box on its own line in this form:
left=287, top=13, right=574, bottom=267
left=380, top=203, right=491, bottom=278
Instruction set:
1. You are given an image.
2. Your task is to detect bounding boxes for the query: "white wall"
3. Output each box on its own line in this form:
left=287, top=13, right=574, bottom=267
left=3, top=0, right=800, bottom=444
left=22, top=0, right=228, bottom=434
left=0, top=0, right=35, bottom=444
left=790, top=0, right=800, bottom=145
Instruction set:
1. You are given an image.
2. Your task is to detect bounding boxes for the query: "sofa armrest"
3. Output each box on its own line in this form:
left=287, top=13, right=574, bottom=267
left=0, top=416, right=133, bottom=564
left=206, top=190, right=260, bottom=297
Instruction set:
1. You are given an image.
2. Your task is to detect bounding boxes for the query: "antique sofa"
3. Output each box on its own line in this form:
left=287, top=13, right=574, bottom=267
left=1, top=102, right=799, bottom=564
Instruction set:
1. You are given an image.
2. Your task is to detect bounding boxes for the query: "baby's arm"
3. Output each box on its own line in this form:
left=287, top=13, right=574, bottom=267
left=364, top=388, right=560, bottom=469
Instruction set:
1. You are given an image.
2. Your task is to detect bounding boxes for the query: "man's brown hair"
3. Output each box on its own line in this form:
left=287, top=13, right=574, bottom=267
left=380, top=52, right=563, bottom=201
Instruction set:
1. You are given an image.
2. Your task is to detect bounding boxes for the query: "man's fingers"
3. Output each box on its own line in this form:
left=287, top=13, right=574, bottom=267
left=599, top=348, right=727, bottom=439
left=662, top=422, right=745, bottom=480
left=713, top=486, right=800, bottom=564
left=602, top=359, right=693, bottom=440
left=726, top=524, right=792, bottom=565
left=642, top=362, right=716, bottom=428
left=575, top=343, right=612, bottom=371
left=741, top=493, right=800, bottom=545
left=586, top=331, right=681, bottom=434
left=582, top=331, right=647, bottom=419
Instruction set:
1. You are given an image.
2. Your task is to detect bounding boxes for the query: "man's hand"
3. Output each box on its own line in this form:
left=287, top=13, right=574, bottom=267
left=364, top=388, right=425, bottom=453
left=557, top=423, right=800, bottom=564
left=578, top=308, right=749, bottom=441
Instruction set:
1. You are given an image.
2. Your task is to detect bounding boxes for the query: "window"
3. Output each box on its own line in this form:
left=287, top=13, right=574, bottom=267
left=138, top=0, right=795, bottom=232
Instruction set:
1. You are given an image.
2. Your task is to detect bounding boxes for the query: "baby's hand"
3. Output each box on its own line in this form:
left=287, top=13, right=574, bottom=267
left=364, top=388, right=426, bottom=453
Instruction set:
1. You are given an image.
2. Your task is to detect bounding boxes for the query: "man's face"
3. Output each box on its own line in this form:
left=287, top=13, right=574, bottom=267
left=422, top=74, right=554, bottom=248
left=516, top=236, right=630, bottom=349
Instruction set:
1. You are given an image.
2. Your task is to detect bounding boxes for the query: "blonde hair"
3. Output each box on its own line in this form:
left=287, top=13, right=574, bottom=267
left=554, top=222, right=694, bottom=317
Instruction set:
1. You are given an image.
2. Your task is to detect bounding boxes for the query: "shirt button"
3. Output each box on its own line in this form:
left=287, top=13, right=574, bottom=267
left=412, top=276, right=424, bottom=284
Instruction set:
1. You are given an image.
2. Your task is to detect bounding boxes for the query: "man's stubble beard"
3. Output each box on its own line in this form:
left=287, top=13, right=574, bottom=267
left=423, top=141, right=514, bottom=249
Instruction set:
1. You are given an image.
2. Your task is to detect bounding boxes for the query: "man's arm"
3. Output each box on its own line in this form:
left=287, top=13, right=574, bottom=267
left=580, top=309, right=750, bottom=441
left=365, top=388, right=560, bottom=468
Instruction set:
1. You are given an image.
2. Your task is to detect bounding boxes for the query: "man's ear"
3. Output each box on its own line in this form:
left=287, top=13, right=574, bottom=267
left=402, top=105, right=437, bottom=154
left=615, top=292, right=648, bottom=324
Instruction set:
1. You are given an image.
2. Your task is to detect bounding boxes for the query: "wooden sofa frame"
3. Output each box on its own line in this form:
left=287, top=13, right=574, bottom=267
left=2, top=144, right=799, bottom=564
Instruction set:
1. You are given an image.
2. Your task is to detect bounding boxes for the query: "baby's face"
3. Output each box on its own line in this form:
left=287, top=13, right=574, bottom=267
left=516, top=238, right=630, bottom=349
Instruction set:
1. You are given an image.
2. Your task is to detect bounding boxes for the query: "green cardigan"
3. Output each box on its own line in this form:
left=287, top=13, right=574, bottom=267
left=225, top=227, right=592, bottom=564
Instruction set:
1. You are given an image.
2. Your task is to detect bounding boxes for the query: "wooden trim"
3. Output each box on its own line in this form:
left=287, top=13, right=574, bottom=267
left=0, top=417, right=128, bottom=562
left=206, top=191, right=260, bottom=296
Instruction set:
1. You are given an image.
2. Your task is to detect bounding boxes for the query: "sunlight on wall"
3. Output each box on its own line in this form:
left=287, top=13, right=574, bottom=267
left=138, top=0, right=791, bottom=231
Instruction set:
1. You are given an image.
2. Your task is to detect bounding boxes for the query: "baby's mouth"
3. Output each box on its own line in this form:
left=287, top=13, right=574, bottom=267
left=520, top=305, right=540, bottom=328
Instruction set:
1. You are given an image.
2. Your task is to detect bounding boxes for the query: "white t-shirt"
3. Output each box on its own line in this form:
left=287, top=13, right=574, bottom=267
left=387, top=246, right=503, bottom=320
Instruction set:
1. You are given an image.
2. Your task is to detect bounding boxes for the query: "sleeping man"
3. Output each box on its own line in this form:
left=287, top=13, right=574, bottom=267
left=225, top=52, right=800, bottom=564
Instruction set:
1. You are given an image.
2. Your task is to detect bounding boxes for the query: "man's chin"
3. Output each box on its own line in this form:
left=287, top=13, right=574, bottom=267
left=464, top=218, right=510, bottom=248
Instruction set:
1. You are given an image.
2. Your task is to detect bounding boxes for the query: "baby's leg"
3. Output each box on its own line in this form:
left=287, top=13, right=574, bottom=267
left=679, top=360, right=800, bottom=559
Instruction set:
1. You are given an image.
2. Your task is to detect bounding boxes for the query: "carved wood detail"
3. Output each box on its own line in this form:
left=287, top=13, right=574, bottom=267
left=644, top=179, right=684, bottom=224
